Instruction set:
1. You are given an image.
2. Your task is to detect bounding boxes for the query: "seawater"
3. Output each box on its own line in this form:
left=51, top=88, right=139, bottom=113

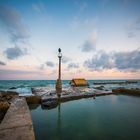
left=0, top=80, right=140, bottom=95
left=30, top=95, right=140, bottom=140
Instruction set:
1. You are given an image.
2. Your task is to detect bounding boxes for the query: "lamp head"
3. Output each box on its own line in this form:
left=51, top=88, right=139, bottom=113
left=58, top=48, right=61, bottom=53
left=58, top=48, right=62, bottom=58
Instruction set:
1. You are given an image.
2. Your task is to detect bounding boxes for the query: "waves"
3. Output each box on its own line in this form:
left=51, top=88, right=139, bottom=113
left=0, top=80, right=140, bottom=95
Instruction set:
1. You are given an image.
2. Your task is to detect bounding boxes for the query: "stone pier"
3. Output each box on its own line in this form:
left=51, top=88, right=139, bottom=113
left=0, top=97, right=35, bottom=140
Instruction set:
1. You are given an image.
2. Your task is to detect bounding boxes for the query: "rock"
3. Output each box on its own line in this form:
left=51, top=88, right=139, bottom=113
left=0, top=91, right=18, bottom=103
left=6, top=91, right=19, bottom=95
left=0, top=110, right=7, bottom=124
left=0, top=91, right=18, bottom=123
left=31, top=87, right=44, bottom=93
left=94, top=86, right=104, bottom=90
left=94, top=82, right=126, bottom=85
left=112, top=88, right=140, bottom=95
left=0, top=101, right=10, bottom=110
left=9, top=87, right=17, bottom=89
left=26, top=96, right=41, bottom=104
left=112, top=88, right=122, bottom=93
left=41, top=99, right=58, bottom=109
left=0, top=90, right=18, bottom=96
left=31, top=88, right=36, bottom=94
left=49, top=92, right=56, bottom=96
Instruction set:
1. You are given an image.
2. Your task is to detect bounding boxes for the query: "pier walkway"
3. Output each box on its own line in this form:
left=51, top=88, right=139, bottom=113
left=0, top=97, right=35, bottom=140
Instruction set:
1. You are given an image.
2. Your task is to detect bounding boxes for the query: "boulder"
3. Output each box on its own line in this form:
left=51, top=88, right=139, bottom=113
left=0, top=91, right=18, bottom=123
left=0, top=110, right=7, bottom=123
left=6, top=91, right=19, bottom=95
left=0, top=101, right=10, bottom=110
left=94, top=86, right=104, bottom=90
left=112, top=88, right=140, bottom=95
left=0, top=92, right=18, bottom=102
left=41, top=98, right=58, bottom=109
left=9, top=87, right=17, bottom=89
left=26, top=96, right=41, bottom=104
left=0, top=91, right=18, bottom=97
left=0, top=91, right=18, bottom=103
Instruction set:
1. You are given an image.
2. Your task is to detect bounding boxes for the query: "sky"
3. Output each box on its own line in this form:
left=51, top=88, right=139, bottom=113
left=0, top=0, right=140, bottom=80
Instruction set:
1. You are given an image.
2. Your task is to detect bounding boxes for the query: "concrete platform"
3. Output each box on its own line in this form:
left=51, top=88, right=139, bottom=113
left=0, top=97, right=35, bottom=140
left=41, top=91, right=113, bottom=105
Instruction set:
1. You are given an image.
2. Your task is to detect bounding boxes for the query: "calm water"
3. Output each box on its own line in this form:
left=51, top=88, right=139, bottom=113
left=30, top=95, right=140, bottom=140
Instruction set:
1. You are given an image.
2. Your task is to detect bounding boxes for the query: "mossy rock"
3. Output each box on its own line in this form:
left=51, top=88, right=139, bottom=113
left=26, top=96, right=41, bottom=104
left=0, top=101, right=10, bottom=110
left=0, top=91, right=19, bottom=101
left=112, top=88, right=140, bottom=95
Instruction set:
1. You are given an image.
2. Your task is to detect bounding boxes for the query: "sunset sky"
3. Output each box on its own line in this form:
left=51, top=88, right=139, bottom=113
left=0, top=0, right=140, bottom=80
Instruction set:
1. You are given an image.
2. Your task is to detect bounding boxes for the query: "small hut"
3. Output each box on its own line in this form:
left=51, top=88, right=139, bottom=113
left=70, top=78, right=89, bottom=87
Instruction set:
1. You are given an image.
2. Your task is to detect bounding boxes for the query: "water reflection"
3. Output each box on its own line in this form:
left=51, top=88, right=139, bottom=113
left=29, top=104, right=40, bottom=110
left=57, top=103, right=61, bottom=140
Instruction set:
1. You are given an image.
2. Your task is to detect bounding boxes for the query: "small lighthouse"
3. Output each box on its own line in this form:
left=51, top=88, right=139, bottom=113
left=55, top=48, right=62, bottom=98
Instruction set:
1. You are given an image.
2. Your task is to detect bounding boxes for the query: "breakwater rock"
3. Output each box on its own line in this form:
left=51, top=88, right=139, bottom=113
left=0, top=91, right=18, bottom=108
left=93, top=80, right=138, bottom=85
left=26, top=95, right=41, bottom=104
left=0, top=91, right=19, bottom=123
left=112, top=88, right=140, bottom=95
left=41, top=98, right=58, bottom=109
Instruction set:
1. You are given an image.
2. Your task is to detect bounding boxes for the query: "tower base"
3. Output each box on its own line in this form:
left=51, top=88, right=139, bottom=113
left=55, top=79, right=62, bottom=98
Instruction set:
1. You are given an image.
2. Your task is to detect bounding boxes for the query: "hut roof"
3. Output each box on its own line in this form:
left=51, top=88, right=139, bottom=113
left=70, top=78, right=89, bottom=87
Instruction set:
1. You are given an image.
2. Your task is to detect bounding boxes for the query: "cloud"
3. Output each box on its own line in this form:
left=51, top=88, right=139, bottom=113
left=84, top=48, right=140, bottom=71
left=80, top=31, right=97, bottom=52
left=39, top=61, right=55, bottom=70
left=0, top=5, right=30, bottom=43
left=46, top=61, right=55, bottom=67
left=114, top=49, right=140, bottom=70
left=4, top=46, right=27, bottom=60
left=0, top=69, right=35, bottom=75
left=62, top=56, right=71, bottom=63
left=84, top=51, right=114, bottom=71
left=39, top=64, right=45, bottom=70
left=68, top=63, right=79, bottom=69
left=80, top=40, right=95, bottom=52
left=0, top=61, right=6, bottom=66
left=0, top=5, right=30, bottom=59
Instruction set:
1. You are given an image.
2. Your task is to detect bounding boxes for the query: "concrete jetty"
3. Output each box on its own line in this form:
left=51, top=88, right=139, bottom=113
left=42, top=92, right=113, bottom=103
left=0, top=97, right=35, bottom=140
left=39, top=87, right=113, bottom=108
left=93, top=80, right=138, bottom=85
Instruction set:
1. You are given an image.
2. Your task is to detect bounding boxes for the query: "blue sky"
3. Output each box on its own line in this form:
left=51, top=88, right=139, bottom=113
left=0, top=0, right=140, bottom=80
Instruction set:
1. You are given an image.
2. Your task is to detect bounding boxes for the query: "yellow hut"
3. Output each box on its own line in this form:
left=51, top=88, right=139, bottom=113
left=70, top=78, right=89, bottom=87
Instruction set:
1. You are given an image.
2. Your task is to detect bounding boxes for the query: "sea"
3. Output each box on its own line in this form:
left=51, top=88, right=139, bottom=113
left=0, top=80, right=140, bottom=96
